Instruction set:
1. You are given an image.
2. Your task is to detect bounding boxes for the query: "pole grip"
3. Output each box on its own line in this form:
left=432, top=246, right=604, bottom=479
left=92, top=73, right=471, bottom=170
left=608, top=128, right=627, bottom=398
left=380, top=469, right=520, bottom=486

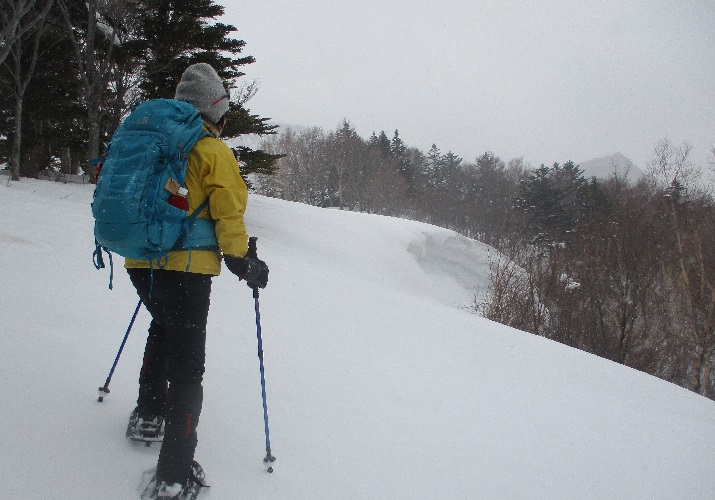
left=248, top=236, right=259, bottom=298
left=248, top=236, right=258, bottom=259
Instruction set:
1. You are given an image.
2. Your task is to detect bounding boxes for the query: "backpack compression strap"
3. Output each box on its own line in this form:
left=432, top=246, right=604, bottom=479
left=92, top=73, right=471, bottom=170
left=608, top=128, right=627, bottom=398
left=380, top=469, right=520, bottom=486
left=92, top=198, right=218, bottom=289
left=177, top=197, right=219, bottom=271
left=93, top=243, right=114, bottom=290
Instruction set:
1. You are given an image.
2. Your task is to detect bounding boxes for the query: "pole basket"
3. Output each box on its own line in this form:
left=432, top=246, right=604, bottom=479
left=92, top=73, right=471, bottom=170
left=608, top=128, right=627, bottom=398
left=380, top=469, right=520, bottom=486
left=264, top=452, right=276, bottom=473
left=98, top=386, right=111, bottom=402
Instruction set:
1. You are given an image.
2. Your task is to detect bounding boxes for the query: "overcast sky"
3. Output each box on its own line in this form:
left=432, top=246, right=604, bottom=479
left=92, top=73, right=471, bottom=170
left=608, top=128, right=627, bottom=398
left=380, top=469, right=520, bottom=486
left=222, top=1, right=714, bottom=170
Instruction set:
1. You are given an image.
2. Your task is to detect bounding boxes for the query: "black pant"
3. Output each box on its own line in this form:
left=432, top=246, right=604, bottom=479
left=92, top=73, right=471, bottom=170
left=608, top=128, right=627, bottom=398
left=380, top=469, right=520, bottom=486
left=128, top=268, right=212, bottom=485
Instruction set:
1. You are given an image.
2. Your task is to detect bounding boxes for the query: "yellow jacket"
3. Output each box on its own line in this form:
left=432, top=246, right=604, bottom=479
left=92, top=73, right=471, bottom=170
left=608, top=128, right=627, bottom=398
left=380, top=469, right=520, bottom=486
left=125, top=126, right=249, bottom=275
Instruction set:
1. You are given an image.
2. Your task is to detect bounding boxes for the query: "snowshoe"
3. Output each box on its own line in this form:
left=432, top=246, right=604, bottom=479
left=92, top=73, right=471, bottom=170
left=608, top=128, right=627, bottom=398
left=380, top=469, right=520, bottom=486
left=127, top=408, right=165, bottom=444
left=140, top=460, right=208, bottom=500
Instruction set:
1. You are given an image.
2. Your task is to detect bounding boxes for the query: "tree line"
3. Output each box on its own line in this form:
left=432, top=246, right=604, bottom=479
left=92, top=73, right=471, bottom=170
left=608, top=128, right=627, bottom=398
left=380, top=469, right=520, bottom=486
left=256, top=120, right=528, bottom=244
left=256, top=123, right=715, bottom=399
left=0, top=0, right=281, bottom=182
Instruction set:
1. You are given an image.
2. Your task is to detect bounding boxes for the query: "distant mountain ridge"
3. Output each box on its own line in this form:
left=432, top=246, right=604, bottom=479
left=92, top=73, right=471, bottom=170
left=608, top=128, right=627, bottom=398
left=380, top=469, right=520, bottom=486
left=579, top=152, right=645, bottom=182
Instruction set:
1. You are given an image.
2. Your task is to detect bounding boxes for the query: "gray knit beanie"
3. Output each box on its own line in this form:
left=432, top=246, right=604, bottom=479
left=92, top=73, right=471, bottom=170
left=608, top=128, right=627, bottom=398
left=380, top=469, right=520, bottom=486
left=174, top=63, right=230, bottom=124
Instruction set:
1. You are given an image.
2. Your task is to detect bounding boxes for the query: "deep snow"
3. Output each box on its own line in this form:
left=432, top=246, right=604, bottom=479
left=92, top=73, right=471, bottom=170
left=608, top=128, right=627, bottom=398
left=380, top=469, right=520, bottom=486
left=2, top=179, right=715, bottom=499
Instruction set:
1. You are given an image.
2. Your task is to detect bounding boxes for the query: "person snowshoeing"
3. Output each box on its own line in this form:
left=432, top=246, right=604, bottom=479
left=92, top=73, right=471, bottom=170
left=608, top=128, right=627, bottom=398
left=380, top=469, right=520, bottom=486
left=124, top=62, right=268, bottom=499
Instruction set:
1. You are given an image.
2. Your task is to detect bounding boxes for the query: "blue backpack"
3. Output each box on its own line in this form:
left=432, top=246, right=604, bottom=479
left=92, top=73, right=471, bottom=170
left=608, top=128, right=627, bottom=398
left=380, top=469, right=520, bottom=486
left=92, top=99, right=218, bottom=286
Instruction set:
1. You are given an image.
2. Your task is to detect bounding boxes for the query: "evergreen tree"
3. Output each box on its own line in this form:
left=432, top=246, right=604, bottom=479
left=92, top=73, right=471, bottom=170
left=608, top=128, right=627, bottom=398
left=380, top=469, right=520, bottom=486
left=118, top=0, right=280, bottom=178
left=222, top=104, right=282, bottom=178
left=515, top=164, right=562, bottom=242
left=370, top=130, right=391, bottom=158
left=390, top=129, right=414, bottom=188
left=468, top=152, right=511, bottom=243
left=442, top=151, right=462, bottom=178
left=424, top=143, right=445, bottom=187
left=328, top=120, right=366, bottom=209
left=515, top=161, right=591, bottom=243
left=550, top=161, right=590, bottom=235
left=130, top=0, right=252, bottom=99
left=389, top=129, right=406, bottom=158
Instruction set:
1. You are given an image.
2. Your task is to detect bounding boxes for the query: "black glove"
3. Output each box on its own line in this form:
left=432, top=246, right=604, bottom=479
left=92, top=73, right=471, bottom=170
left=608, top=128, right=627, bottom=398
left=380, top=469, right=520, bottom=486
left=224, top=255, right=269, bottom=289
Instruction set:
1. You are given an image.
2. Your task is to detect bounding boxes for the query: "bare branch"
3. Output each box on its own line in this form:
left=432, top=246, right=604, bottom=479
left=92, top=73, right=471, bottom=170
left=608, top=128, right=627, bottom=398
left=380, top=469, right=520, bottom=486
left=0, top=0, right=54, bottom=66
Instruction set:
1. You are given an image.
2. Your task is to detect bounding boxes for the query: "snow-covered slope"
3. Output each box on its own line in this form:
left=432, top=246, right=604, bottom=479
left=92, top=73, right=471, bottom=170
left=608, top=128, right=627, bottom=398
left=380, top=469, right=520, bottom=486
left=2, top=179, right=715, bottom=499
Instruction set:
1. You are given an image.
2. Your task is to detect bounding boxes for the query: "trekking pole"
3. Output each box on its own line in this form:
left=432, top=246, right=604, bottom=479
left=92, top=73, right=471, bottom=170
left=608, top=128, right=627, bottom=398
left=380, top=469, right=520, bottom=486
left=98, top=298, right=143, bottom=402
left=248, top=236, right=276, bottom=473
